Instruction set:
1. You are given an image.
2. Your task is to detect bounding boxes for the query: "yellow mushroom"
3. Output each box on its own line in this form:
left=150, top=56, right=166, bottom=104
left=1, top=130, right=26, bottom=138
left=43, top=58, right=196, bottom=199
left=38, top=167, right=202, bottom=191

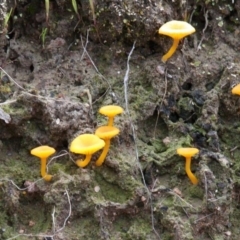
left=95, top=126, right=120, bottom=166
left=70, top=134, right=105, bottom=168
left=158, top=20, right=196, bottom=62
left=31, top=145, right=56, bottom=181
left=99, top=105, right=123, bottom=126
left=177, top=147, right=199, bottom=185
left=232, top=83, right=240, bottom=95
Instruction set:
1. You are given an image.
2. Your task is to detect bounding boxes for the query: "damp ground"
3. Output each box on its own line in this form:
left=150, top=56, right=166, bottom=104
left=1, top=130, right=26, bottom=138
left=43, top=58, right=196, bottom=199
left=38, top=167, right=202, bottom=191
left=1, top=1, right=240, bottom=239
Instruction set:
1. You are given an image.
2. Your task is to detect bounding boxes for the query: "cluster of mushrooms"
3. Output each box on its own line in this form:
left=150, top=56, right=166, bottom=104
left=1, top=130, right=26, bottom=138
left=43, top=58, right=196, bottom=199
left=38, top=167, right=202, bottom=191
left=30, top=105, right=123, bottom=181
left=29, top=20, right=240, bottom=185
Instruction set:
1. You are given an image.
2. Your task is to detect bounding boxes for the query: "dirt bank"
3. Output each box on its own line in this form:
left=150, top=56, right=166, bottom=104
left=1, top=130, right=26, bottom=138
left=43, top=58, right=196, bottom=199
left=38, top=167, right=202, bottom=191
left=1, top=0, right=240, bottom=239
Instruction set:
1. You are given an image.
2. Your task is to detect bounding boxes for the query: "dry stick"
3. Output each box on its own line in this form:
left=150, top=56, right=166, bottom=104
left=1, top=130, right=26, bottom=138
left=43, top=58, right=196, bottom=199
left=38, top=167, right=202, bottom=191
left=0, top=177, right=43, bottom=191
left=80, top=29, right=90, bottom=61
left=194, top=213, right=214, bottom=224
left=123, top=42, right=160, bottom=239
left=55, top=189, right=72, bottom=233
left=197, top=9, right=209, bottom=52
left=0, top=67, right=84, bottom=104
left=169, top=190, right=196, bottom=209
left=47, top=150, right=73, bottom=170
left=52, top=206, right=56, bottom=234
left=79, top=33, right=112, bottom=105
left=1, top=31, right=110, bottom=107
left=153, top=68, right=168, bottom=138
left=203, top=169, right=208, bottom=203
left=0, top=67, right=26, bottom=91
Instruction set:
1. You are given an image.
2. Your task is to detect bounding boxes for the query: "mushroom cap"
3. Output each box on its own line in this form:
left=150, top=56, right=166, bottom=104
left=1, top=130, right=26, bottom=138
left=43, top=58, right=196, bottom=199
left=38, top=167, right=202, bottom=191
left=31, top=145, right=56, bottom=159
left=177, top=147, right=199, bottom=158
left=232, top=83, right=240, bottom=95
left=99, top=105, right=123, bottom=118
left=70, top=134, right=105, bottom=155
left=95, top=126, right=120, bottom=140
left=159, top=20, right=195, bottom=39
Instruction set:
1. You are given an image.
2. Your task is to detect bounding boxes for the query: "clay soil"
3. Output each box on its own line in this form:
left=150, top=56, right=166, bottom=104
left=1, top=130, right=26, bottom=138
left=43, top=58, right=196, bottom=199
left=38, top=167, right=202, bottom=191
left=1, top=0, right=240, bottom=239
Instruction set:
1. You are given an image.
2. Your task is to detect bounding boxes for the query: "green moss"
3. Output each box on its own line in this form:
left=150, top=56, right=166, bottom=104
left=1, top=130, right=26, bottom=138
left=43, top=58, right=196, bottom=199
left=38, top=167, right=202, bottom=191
left=49, top=163, right=66, bottom=175
left=94, top=172, right=133, bottom=203
left=123, top=217, right=153, bottom=240
left=187, top=185, right=204, bottom=199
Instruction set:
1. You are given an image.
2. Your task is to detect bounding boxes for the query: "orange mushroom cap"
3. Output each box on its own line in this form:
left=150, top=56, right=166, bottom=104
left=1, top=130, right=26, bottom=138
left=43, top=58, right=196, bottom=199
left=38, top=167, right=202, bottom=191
left=99, top=105, right=123, bottom=118
left=31, top=145, right=56, bottom=159
left=159, top=20, right=195, bottom=40
left=70, top=134, right=105, bottom=155
left=177, top=147, right=199, bottom=158
left=95, top=126, right=120, bottom=140
left=232, top=83, right=240, bottom=95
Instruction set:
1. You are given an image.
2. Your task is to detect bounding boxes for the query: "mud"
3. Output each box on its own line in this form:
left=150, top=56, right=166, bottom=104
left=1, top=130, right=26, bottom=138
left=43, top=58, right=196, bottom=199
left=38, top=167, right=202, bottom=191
left=1, top=0, right=240, bottom=239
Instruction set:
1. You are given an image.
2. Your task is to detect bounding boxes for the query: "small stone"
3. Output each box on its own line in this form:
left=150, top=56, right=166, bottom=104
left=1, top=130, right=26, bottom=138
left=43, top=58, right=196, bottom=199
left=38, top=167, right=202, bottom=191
left=173, top=187, right=182, bottom=197
left=94, top=186, right=100, bottom=192
left=141, top=196, right=146, bottom=202
left=162, top=137, right=171, bottom=145
left=29, top=220, right=35, bottom=227
left=224, top=231, right=231, bottom=236
left=19, top=229, right=24, bottom=234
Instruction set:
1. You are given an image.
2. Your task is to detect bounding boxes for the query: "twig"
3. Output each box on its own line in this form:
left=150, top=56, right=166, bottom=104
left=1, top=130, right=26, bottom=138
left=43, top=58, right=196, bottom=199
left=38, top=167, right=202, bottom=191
left=0, top=177, right=43, bottom=191
left=0, top=67, right=26, bottom=91
left=153, top=68, right=168, bottom=138
left=52, top=206, right=56, bottom=233
left=203, top=169, right=208, bottom=202
left=55, top=189, right=72, bottom=233
left=197, top=9, right=209, bottom=52
left=0, top=67, right=88, bottom=105
left=79, top=33, right=112, bottom=104
left=80, top=29, right=90, bottom=61
left=123, top=41, right=160, bottom=239
left=194, top=213, right=214, bottom=223
left=47, top=150, right=73, bottom=170
left=169, top=190, right=196, bottom=209
left=6, top=233, right=54, bottom=240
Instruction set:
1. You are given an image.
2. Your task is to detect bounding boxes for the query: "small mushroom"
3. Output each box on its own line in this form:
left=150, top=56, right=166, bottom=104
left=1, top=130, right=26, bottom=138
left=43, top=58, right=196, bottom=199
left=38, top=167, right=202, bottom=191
left=70, top=134, right=105, bottom=167
left=31, top=145, right=56, bottom=181
left=177, top=147, right=199, bottom=185
left=99, top=105, right=123, bottom=126
left=158, top=20, right=196, bottom=62
left=95, top=126, right=120, bottom=166
left=232, top=83, right=240, bottom=95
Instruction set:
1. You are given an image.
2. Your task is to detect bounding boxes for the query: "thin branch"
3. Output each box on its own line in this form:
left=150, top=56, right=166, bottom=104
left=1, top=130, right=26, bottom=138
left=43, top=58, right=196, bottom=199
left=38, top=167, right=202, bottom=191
left=197, top=9, right=209, bottom=52
left=55, top=189, right=72, bottom=233
left=153, top=68, right=168, bottom=138
left=123, top=41, right=160, bottom=239
left=0, top=67, right=26, bottom=91
left=0, top=67, right=86, bottom=104
left=80, top=33, right=112, bottom=104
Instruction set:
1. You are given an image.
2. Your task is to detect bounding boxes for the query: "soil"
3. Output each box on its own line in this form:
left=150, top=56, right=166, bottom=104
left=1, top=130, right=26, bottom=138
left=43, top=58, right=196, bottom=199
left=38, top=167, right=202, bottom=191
left=1, top=0, right=240, bottom=239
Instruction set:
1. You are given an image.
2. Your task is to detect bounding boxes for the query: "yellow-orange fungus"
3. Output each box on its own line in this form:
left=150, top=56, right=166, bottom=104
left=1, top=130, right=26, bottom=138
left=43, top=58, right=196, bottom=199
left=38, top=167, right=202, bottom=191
left=31, top=145, right=56, bottom=181
left=70, top=134, right=105, bottom=167
left=177, top=147, right=199, bottom=185
left=159, top=20, right=195, bottom=62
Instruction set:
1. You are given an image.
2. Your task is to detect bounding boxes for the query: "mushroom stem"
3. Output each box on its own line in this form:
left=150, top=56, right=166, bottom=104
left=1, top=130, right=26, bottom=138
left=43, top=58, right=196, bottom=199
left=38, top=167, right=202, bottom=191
left=96, top=139, right=110, bottom=166
left=162, top=38, right=180, bottom=63
left=76, top=154, right=92, bottom=168
left=40, top=158, right=52, bottom=181
left=185, top=157, right=198, bottom=185
left=108, top=117, right=114, bottom=126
